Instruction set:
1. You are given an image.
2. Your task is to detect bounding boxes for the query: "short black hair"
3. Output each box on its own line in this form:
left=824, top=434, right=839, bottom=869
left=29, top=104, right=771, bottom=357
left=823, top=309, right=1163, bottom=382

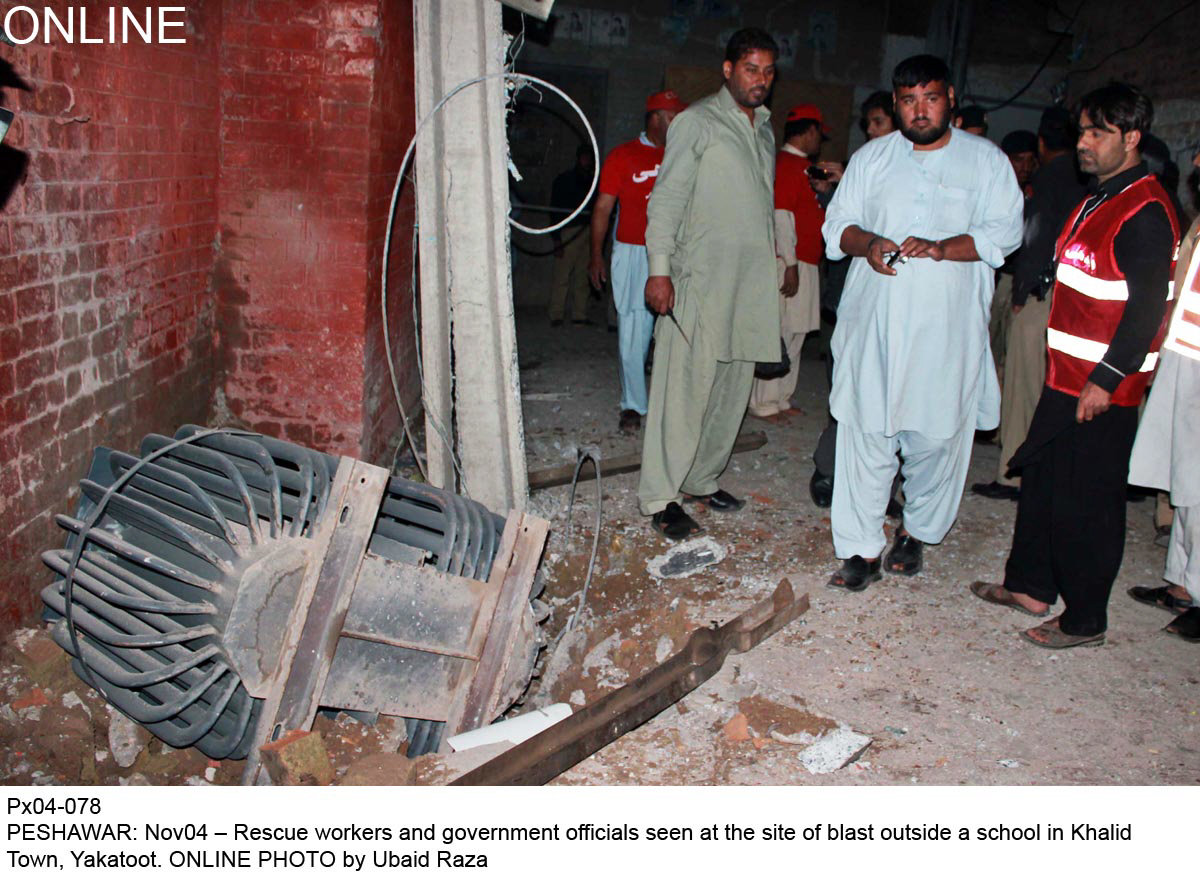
left=955, top=105, right=988, bottom=133
left=1078, top=82, right=1153, bottom=136
left=724, top=27, right=778, bottom=65
left=859, top=90, right=893, bottom=134
left=860, top=90, right=893, bottom=118
left=892, top=54, right=950, bottom=90
left=1140, top=133, right=1176, bottom=187
left=1037, top=106, right=1076, bottom=152
left=1001, top=129, right=1038, bottom=156
left=784, top=118, right=821, bottom=141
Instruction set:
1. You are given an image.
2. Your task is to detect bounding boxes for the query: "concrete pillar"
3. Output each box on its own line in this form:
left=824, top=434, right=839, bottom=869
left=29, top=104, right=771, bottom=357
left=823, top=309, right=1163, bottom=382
left=413, top=0, right=527, bottom=512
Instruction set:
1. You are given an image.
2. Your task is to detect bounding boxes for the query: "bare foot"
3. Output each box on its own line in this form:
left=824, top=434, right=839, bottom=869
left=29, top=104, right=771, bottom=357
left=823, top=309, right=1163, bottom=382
left=1167, top=584, right=1191, bottom=601
left=1023, top=616, right=1060, bottom=645
left=1010, top=591, right=1050, bottom=615
left=747, top=410, right=785, bottom=423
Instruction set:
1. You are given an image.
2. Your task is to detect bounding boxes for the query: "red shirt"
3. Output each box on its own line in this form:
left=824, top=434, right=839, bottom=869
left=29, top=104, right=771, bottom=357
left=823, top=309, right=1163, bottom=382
left=598, top=137, right=663, bottom=245
left=774, top=150, right=825, bottom=266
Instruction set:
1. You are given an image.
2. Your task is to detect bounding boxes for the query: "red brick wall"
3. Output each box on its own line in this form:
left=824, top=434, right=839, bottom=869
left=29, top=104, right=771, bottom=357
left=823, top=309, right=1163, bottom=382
left=0, top=1, right=222, bottom=628
left=215, top=0, right=418, bottom=461
left=0, top=1, right=421, bottom=631
left=363, top=2, right=418, bottom=464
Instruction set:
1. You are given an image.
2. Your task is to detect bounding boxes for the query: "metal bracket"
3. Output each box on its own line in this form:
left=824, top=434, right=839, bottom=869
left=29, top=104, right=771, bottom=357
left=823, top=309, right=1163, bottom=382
left=441, top=510, right=549, bottom=742
left=241, top=458, right=390, bottom=785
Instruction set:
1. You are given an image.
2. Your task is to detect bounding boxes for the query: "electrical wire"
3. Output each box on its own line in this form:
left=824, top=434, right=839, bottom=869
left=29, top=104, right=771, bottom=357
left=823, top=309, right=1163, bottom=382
left=1066, top=1, right=1196, bottom=77
left=978, top=0, right=1087, bottom=112
left=380, top=71, right=600, bottom=490
left=563, top=446, right=602, bottom=633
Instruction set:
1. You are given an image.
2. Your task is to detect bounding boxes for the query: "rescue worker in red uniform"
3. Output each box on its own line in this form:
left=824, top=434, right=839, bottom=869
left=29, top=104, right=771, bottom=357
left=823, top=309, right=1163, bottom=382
left=971, top=83, right=1180, bottom=648
left=747, top=103, right=834, bottom=419
left=589, top=91, right=687, bottom=434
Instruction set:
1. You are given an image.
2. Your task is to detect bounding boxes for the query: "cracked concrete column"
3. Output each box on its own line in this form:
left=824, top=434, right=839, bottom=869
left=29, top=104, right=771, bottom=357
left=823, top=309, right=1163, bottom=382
left=413, top=0, right=527, bottom=511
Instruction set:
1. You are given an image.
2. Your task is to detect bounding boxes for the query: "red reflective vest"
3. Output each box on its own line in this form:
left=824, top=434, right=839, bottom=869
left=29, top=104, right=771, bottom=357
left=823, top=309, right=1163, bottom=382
left=1045, top=175, right=1179, bottom=406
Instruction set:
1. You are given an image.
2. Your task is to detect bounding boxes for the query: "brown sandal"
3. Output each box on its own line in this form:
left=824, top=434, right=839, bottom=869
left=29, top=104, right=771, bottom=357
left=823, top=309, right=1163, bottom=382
left=1020, top=618, right=1104, bottom=650
left=970, top=581, right=1051, bottom=618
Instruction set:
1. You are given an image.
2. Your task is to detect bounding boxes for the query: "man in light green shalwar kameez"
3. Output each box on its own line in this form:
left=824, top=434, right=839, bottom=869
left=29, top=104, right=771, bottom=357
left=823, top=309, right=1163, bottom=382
left=637, top=28, right=783, bottom=540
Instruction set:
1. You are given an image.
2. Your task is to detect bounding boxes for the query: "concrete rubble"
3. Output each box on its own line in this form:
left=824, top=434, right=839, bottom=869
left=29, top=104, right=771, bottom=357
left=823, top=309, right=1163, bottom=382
left=797, top=727, right=874, bottom=775
left=647, top=537, right=728, bottom=579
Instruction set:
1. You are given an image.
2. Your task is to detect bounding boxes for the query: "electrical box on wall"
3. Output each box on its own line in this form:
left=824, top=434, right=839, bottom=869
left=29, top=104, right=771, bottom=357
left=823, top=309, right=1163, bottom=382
left=499, top=0, right=556, bottom=22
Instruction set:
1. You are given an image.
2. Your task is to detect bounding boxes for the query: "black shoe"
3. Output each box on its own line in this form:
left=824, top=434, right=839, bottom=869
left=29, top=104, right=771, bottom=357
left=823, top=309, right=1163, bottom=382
left=827, top=555, right=882, bottom=592
left=572, top=318, right=596, bottom=326
left=650, top=502, right=702, bottom=541
left=885, top=532, right=923, bottom=576
left=683, top=489, right=745, bottom=512
left=974, top=428, right=998, bottom=445
left=1165, top=607, right=1200, bottom=643
left=1128, top=585, right=1193, bottom=614
left=618, top=409, right=641, bottom=435
left=971, top=480, right=1019, bottom=501
left=885, top=496, right=904, bottom=519
left=809, top=470, right=833, bottom=508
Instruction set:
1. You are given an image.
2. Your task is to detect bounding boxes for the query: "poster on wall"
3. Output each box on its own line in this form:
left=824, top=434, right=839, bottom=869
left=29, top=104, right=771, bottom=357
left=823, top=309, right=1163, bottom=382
left=773, top=30, right=797, bottom=67
left=607, top=12, right=630, bottom=46
left=590, top=10, right=612, bottom=46
left=561, top=7, right=590, bottom=43
left=808, top=11, right=837, bottom=55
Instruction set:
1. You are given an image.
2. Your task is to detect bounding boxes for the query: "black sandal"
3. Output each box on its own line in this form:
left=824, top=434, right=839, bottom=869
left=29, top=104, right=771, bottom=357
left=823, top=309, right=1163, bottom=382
left=1165, top=608, right=1200, bottom=643
left=827, top=555, right=882, bottom=592
left=1128, top=585, right=1193, bottom=614
left=885, top=532, right=923, bottom=576
left=682, top=489, right=745, bottom=512
left=650, top=502, right=702, bottom=541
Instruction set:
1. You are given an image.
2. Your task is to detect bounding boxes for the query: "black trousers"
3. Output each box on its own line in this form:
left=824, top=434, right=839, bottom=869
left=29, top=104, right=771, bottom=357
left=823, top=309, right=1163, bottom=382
left=1003, top=398, right=1139, bottom=636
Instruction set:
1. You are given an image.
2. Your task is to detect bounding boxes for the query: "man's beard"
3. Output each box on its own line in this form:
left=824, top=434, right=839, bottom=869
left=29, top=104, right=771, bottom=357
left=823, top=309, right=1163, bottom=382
left=901, top=115, right=949, bottom=145
left=730, top=83, right=768, bottom=109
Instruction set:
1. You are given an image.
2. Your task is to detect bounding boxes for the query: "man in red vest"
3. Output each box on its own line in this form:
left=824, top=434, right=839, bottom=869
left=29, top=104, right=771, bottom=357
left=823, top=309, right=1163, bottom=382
left=972, top=83, right=1180, bottom=648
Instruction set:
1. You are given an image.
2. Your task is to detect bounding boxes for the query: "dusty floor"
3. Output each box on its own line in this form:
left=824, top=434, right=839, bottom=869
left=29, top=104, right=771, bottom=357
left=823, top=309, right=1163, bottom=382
left=517, top=311, right=1200, bottom=786
left=2, top=308, right=1197, bottom=786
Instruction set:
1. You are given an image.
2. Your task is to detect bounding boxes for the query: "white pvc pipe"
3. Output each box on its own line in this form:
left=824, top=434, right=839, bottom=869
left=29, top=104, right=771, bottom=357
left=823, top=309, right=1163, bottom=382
left=446, top=704, right=572, bottom=752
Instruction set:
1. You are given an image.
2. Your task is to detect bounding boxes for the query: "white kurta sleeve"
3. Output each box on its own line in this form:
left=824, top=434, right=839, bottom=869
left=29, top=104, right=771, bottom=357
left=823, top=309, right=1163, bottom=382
left=774, top=210, right=797, bottom=265
left=967, top=152, right=1025, bottom=269
left=821, top=149, right=867, bottom=261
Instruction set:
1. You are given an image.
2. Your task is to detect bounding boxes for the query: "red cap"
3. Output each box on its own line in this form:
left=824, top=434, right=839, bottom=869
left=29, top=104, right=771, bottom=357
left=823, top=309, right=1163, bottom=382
left=786, top=103, right=831, bottom=135
left=646, top=90, right=688, bottom=113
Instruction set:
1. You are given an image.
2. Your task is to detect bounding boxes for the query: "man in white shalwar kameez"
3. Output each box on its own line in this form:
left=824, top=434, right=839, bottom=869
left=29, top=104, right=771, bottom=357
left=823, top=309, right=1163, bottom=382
left=1127, top=192, right=1200, bottom=643
left=821, top=55, right=1024, bottom=590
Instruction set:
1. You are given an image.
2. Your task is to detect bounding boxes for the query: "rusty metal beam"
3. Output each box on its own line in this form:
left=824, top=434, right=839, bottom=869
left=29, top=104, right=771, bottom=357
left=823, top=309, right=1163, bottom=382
left=527, top=431, right=767, bottom=491
left=450, top=579, right=808, bottom=785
